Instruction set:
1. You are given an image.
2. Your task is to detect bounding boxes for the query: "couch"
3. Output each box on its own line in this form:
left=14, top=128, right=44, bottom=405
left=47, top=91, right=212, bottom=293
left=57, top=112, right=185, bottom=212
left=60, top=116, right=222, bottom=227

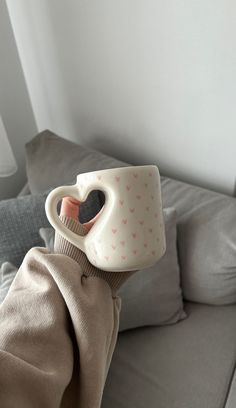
left=1, top=131, right=236, bottom=408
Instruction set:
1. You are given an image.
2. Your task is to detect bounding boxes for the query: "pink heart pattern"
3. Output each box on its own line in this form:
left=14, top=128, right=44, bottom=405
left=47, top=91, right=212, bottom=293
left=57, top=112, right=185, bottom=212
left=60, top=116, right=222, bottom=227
left=89, top=168, right=164, bottom=267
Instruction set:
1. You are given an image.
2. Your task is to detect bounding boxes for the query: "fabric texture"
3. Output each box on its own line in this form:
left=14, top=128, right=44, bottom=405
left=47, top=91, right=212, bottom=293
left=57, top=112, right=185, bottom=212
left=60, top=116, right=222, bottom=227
left=102, top=302, right=236, bottom=408
left=40, top=208, right=186, bottom=331
left=0, top=194, right=50, bottom=268
left=0, top=262, right=18, bottom=303
left=0, top=215, right=135, bottom=408
left=161, top=177, right=236, bottom=305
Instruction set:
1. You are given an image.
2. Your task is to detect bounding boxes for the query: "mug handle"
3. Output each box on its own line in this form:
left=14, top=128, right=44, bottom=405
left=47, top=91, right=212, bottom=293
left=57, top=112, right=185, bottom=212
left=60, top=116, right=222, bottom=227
left=45, top=185, right=87, bottom=252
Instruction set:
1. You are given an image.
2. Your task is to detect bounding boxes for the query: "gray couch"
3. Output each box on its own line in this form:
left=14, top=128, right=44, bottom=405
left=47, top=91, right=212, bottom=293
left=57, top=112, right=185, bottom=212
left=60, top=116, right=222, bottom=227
left=2, top=131, right=236, bottom=408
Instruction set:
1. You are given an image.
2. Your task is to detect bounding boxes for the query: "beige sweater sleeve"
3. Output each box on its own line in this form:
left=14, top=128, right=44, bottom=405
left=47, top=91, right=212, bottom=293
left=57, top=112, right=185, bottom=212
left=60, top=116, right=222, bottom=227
left=0, top=216, right=133, bottom=408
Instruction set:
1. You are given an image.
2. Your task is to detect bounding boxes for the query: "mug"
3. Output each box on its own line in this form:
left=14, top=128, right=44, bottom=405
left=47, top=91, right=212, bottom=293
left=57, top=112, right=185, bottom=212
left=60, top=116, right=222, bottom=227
left=45, top=165, right=166, bottom=272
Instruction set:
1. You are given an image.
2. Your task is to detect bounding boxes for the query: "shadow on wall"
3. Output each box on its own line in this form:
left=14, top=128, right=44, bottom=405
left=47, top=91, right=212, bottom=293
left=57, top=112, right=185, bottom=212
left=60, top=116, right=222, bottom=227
left=84, top=133, right=231, bottom=197
left=86, top=133, right=146, bottom=166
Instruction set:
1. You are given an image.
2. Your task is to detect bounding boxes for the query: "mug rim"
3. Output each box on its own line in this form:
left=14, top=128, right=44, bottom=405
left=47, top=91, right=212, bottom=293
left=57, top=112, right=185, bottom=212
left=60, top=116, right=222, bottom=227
left=76, top=164, right=158, bottom=179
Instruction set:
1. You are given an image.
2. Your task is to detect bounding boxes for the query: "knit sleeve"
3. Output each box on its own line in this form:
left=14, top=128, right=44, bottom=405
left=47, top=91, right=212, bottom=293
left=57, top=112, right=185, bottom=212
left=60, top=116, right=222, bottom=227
left=0, top=246, right=121, bottom=408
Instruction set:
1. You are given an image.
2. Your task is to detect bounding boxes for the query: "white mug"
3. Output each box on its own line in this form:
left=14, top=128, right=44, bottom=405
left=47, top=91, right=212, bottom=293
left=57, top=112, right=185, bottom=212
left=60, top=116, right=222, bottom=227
left=45, top=165, right=166, bottom=272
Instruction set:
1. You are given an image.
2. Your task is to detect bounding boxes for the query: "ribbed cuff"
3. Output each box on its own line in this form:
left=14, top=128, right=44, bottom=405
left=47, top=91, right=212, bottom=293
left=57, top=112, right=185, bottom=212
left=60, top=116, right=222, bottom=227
left=54, top=215, right=135, bottom=292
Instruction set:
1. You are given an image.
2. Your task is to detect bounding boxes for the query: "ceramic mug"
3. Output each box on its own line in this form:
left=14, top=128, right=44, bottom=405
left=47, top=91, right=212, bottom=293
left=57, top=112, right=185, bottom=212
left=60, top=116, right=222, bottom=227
left=45, top=165, right=166, bottom=272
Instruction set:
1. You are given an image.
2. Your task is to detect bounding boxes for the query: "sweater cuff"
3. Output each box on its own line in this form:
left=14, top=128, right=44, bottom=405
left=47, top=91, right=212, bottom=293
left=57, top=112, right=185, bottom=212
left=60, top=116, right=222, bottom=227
left=54, top=215, right=135, bottom=292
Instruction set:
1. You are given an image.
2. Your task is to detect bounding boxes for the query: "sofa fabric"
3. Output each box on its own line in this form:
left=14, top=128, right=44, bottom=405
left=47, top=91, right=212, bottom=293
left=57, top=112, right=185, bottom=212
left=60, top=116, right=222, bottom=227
left=25, top=130, right=127, bottom=194
left=102, top=302, right=236, bottom=408
left=0, top=194, right=50, bottom=268
left=0, top=262, right=18, bottom=304
left=161, top=177, right=236, bottom=305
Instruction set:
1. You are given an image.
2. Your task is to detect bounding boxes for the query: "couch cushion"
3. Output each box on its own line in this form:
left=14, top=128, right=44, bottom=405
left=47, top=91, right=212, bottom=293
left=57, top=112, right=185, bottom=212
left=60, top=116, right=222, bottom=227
left=0, top=194, right=49, bottom=268
left=0, top=262, right=18, bottom=304
left=161, top=177, right=236, bottom=305
left=25, top=130, right=128, bottom=194
left=103, top=302, right=236, bottom=408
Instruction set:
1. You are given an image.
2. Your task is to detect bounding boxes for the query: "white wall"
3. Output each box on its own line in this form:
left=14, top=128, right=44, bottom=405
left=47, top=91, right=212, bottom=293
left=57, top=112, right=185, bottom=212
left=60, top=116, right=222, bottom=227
left=0, top=0, right=37, bottom=199
left=7, top=0, right=236, bottom=195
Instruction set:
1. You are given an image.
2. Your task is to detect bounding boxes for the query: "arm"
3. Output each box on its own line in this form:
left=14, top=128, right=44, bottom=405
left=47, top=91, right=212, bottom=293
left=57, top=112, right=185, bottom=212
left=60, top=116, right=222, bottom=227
left=0, top=198, right=133, bottom=408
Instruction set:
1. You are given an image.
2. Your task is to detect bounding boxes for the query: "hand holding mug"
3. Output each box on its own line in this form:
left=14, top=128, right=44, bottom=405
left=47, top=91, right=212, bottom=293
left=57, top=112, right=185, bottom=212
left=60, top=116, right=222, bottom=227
left=61, top=197, right=101, bottom=232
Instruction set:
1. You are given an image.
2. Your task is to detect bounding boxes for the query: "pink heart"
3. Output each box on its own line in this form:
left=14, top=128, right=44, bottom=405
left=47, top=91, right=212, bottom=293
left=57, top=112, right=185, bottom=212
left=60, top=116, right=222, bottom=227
left=112, top=228, right=117, bottom=234
left=133, top=249, right=138, bottom=254
left=132, top=232, right=137, bottom=239
left=97, top=175, right=102, bottom=180
left=120, top=240, right=125, bottom=246
left=139, top=220, right=144, bottom=225
left=122, top=219, right=127, bottom=224
left=121, top=255, right=126, bottom=260
left=136, top=195, right=141, bottom=200
left=126, top=185, right=131, bottom=191
left=119, top=199, right=124, bottom=206
left=111, top=245, right=116, bottom=250
left=115, top=176, right=120, bottom=182
left=133, top=173, right=138, bottom=178
left=129, top=208, right=135, bottom=213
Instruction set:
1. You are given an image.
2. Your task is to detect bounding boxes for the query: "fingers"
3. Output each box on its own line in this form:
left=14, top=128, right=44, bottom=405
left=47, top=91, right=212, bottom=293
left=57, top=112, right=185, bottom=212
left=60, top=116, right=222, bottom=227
left=60, top=197, right=80, bottom=220
left=60, top=198, right=103, bottom=231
